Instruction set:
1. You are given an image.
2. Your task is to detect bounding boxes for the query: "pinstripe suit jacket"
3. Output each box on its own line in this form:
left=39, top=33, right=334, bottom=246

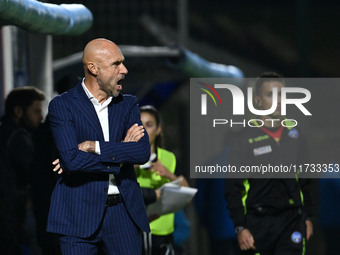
left=46, top=82, right=150, bottom=238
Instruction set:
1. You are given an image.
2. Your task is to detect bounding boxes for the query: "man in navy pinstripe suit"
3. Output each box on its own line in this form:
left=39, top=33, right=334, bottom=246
left=47, top=38, right=150, bottom=255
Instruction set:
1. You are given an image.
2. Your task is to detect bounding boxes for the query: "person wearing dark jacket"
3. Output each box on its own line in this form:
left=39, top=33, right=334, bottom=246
left=0, top=86, right=44, bottom=254
left=225, top=72, right=314, bottom=255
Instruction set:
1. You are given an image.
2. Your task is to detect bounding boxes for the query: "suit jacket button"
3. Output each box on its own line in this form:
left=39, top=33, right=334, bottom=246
left=106, top=166, right=110, bottom=169
left=112, top=157, right=116, bottom=161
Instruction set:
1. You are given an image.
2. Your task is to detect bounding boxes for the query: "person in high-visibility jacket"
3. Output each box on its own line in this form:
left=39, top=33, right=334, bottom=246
left=136, top=105, right=188, bottom=255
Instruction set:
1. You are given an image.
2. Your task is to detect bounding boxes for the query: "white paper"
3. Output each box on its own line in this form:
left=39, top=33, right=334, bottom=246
left=146, top=179, right=198, bottom=216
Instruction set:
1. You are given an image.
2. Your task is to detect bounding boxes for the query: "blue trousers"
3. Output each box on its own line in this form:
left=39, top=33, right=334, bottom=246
left=59, top=201, right=142, bottom=255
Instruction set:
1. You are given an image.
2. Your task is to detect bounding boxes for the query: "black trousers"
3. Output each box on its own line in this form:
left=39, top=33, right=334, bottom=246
left=241, top=208, right=306, bottom=255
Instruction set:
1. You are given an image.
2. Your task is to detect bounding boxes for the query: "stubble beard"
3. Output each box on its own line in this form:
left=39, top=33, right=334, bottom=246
left=97, top=76, right=119, bottom=97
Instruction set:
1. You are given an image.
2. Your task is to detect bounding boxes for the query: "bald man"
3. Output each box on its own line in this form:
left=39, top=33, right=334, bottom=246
left=46, top=39, right=150, bottom=255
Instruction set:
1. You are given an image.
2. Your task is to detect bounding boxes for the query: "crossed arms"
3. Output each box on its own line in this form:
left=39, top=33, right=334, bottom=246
left=48, top=95, right=150, bottom=174
left=53, top=124, right=145, bottom=174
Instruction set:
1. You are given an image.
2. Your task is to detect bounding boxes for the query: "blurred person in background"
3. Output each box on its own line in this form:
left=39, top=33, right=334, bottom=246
left=30, top=74, right=80, bottom=255
left=0, top=86, right=45, bottom=255
left=225, top=72, right=314, bottom=255
left=136, top=105, right=189, bottom=255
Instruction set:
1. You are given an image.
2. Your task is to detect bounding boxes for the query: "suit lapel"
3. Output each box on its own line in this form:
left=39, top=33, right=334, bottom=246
left=108, top=94, right=124, bottom=142
left=71, top=82, right=104, bottom=140
left=108, top=100, right=117, bottom=142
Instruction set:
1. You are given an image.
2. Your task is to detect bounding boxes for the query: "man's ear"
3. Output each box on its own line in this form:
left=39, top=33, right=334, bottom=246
left=13, top=106, right=23, bottom=119
left=87, top=62, right=98, bottom=76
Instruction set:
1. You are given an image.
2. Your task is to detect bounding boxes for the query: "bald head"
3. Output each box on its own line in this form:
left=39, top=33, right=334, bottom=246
left=82, top=38, right=120, bottom=67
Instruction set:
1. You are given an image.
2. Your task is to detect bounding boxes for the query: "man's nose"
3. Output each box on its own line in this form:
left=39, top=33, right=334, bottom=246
left=120, top=64, right=128, bottom=75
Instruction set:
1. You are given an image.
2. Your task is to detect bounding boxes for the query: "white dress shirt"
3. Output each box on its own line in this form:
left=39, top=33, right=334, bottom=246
left=82, top=80, right=119, bottom=195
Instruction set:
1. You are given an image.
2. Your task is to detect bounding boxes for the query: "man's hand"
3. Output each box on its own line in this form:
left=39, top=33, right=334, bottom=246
left=52, top=158, right=63, bottom=174
left=306, top=220, right=313, bottom=240
left=124, top=124, right=144, bottom=142
left=78, top=141, right=95, bottom=153
left=237, top=229, right=256, bottom=251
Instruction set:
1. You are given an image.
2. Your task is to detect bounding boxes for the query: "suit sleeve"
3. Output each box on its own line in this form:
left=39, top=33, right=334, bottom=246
left=48, top=95, right=117, bottom=173
left=99, top=96, right=150, bottom=165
